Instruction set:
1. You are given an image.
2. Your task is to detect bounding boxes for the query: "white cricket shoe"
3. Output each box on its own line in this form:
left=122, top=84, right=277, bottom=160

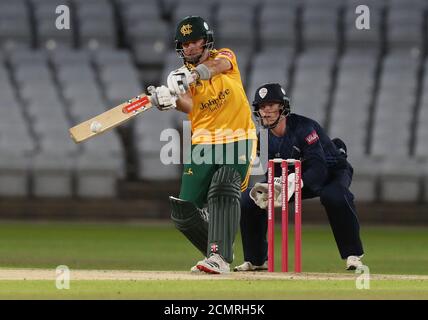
left=233, top=261, right=268, bottom=272
left=346, top=255, right=364, bottom=270
left=190, top=265, right=202, bottom=273
left=196, top=253, right=230, bottom=274
left=190, top=258, right=207, bottom=273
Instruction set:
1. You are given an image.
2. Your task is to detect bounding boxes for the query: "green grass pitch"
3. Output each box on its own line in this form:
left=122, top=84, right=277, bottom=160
left=0, top=221, right=427, bottom=299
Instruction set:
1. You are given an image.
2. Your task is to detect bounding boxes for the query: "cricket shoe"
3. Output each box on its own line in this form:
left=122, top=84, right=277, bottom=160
left=346, top=255, right=364, bottom=270
left=190, top=265, right=202, bottom=273
left=196, top=253, right=230, bottom=274
left=190, top=258, right=207, bottom=273
left=233, top=261, right=268, bottom=272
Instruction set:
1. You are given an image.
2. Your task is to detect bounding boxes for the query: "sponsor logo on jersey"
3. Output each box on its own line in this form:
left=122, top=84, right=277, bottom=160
left=305, top=130, right=319, bottom=145
left=200, top=89, right=231, bottom=112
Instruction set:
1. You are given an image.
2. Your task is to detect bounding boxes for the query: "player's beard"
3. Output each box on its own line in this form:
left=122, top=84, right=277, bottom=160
left=185, top=48, right=208, bottom=65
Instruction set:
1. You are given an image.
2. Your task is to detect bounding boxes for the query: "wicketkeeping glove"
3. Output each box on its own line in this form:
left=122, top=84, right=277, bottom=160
left=249, top=178, right=282, bottom=210
left=249, top=174, right=304, bottom=210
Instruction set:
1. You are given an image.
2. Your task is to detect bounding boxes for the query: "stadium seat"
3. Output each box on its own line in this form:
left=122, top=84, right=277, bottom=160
left=0, top=129, right=34, bottom=155
left=31, top=153, right=75, bottom=198
left=0, top=154, right=30, bottom=197
left=0, top=1, right=32, bottom=50
left=216, top=3, right=255, bottom=53
left=291, top=49, right=336, bottom=126
left=8, top=50, right=49, bottom=67
left=93, top=50, right=133, bottom=68
left=117, top=0, right=162, bottom=23
left=378, top=158, right=423, bottom=202
left=247, top=49, right=293, bottom=100
left=75, top=152, right=124, bottom=198
left=172, top=1, right=213, bottom=28
left=329, top=49, right=378, bottom=155
left=414, top=60, right=428, bottom=158
left=50, top=49, right=91, bottom=66
left=348, top=155, right=380, bottom=202
left=302, top=0, right=344, bottom=9
left=75, top=0, right=117, bottom=49
left=370, top=50, right=420, bottom=158
left=301, top=5, right=339, bottom=51
left=0, top=0, right=425, bottom=210
left=259, top=4, right=297, bottom=52
left=387, top=7, right=424, bottom=51
left=124, top=14, right=170, bottom=67
left=388, top=0, right=426, bottom=10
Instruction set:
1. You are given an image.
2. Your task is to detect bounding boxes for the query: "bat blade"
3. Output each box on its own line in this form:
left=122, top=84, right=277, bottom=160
left=69, top=94, right=152, bottom=143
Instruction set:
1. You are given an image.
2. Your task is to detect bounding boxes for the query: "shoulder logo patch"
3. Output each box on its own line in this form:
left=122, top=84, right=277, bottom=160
left=305, top=130, right=319, bottom=145
left=218, top=50, right=234, bottom=59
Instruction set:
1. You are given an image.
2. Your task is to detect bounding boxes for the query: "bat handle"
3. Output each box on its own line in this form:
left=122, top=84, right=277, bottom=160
left=147, top=85, right=159, bottom=107
left=147, top=85, right=156, bottom=95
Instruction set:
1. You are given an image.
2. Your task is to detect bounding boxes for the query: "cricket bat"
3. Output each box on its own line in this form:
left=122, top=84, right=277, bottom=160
left=69, top=93, right=153, bottom=143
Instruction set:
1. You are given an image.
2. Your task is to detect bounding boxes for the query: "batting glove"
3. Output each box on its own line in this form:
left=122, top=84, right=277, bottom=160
left=167, top=66, right=197, bottom=95
left=148, top=85, right=177, bottom=111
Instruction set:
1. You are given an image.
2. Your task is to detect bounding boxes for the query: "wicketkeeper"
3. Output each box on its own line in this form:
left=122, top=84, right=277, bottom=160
left=150, top=16, right=257, bottom=274
left=234, top=83, right=365, bottom=272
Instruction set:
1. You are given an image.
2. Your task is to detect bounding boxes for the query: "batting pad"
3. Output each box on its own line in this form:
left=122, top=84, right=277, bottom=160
left=170, top=196, right=209, bottom=256
left=207, top=166, right=242, bottom=263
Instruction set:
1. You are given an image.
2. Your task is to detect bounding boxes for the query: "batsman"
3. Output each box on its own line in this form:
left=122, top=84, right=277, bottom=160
left=149, top=16, right=257, bottom=274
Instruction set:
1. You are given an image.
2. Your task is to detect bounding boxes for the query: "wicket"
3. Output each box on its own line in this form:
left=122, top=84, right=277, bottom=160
left=267, top=159, right=302, bottom=273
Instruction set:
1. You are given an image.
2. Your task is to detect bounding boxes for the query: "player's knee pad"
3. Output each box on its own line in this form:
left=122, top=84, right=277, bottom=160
left=170, top=196, right=208, bottom=256
left=208, top=166, right=242, bottom=201
left=207, top=166, right=242, bottom=262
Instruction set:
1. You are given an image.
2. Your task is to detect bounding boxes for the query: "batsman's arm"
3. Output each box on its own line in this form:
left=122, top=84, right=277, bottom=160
left=175, top=91, right=193, bottom=114
left=192, top=58, right=232, bottom=80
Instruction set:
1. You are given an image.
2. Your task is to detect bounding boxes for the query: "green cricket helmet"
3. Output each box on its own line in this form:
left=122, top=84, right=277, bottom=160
left=175, top=16, right=214, bottom=64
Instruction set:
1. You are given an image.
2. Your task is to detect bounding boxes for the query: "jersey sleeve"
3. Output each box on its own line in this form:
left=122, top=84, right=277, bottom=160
left=299, top=125, right=328, bottom=194
left=215, top=48, right=238, bottom=74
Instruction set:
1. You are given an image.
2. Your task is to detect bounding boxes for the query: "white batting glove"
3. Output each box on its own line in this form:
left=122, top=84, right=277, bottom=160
left=167, top=66, right=196, bottom=95
left=150, top=85, right=177, bottom=111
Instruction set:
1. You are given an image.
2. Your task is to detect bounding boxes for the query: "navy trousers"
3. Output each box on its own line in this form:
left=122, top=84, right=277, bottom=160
left=239, top=163, right=364, bottom=265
